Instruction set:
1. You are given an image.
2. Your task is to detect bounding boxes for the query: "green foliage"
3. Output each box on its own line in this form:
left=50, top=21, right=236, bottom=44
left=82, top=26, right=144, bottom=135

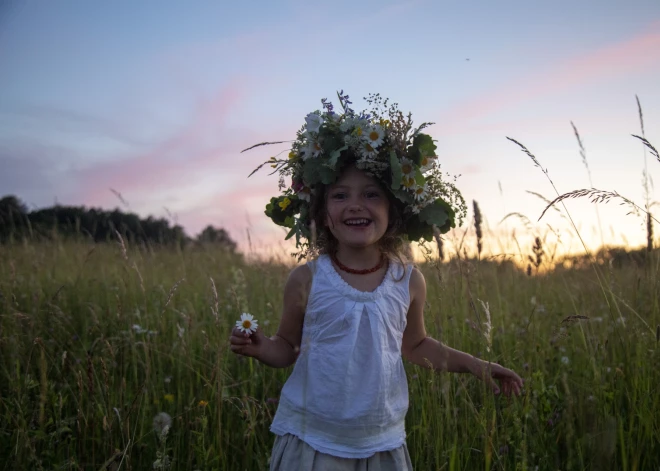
left=389, top=151, right=402, bottom=190
left=419, top=198, right=455, bottom=235
left=264, top=196, right=300, bottom=228
left=0, top=194, right=238, bottom=252
left=0, top=241, right=659, bottom=470
left=407, top=133, right=437, bottom=166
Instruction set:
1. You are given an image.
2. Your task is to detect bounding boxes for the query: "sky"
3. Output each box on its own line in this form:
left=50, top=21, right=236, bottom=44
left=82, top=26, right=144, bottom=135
left=1, top=0, right=659, bottom=260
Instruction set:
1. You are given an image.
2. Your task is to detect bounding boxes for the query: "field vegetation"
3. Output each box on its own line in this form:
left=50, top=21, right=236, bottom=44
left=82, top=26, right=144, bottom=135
left=1, top=106, right=659, bottom=470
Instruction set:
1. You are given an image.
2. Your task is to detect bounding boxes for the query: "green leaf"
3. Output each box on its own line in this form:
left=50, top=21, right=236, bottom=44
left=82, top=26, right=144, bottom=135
left=416, top=133, right=437, bottom=157
left=303, top=157, right=336, bottom=185
left=418, top=199, right=456, bottom=234
left=285, top=225, right=296, bottom=240
left=320, top=133, right=342, bottom=157
left=414, top=169, right=426, bottom=187
left=303, top=158, right=323, bottom=185
left=418, top=200, right=449, bottom=228
left=408, top=133, right=437, bottom=165
left=390, top=151, right=402, bottom=190
left=326, top=145, right=347, bottom=169
left=405, top=217, right=433, bottom=242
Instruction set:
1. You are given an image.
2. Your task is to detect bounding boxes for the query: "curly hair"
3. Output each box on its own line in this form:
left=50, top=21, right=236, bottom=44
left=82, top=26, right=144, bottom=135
left=306, top=160, right=411, bottom=268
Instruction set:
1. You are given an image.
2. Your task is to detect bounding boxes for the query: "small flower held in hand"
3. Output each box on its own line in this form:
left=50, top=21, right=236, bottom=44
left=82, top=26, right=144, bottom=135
left=236, top=313, right=258, bottom=334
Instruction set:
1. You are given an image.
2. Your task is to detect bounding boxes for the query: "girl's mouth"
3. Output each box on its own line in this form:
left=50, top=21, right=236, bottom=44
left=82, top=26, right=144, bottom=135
left=343, top=218, right=372, bottom=227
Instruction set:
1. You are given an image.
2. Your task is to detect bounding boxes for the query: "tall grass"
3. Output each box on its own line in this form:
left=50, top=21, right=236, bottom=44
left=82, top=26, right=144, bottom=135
left=1, top=236, right=659, bottom=470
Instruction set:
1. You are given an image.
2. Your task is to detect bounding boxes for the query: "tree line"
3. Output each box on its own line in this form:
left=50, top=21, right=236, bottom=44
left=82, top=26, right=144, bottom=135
left=0, top=195, right=237, bottom=252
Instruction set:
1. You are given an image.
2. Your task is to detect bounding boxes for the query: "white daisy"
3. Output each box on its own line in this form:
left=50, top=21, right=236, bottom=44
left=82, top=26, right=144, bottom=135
left=358, top=141, right=378, bottom=159
left=353, top=121, right=367, bottom=138
left=339, top=116, right=358, bottom=132
left=400, top=158, right=415, bottom=177
left=402, top=175, right=416, bottom=189
left=363, top=125, right=384, bottom=149
left=236, top=313, right=258, bottom=334
left=340, top=117, right=369, bottom=136
left=419, top=154, right=437, bottom=172
left=302, top=139, right=322, bottom=160
left=305, top=113, right=324, bottom=134
left=413, top=183, right=429, bottom=201
left=410, top=203, right=423, bottom=214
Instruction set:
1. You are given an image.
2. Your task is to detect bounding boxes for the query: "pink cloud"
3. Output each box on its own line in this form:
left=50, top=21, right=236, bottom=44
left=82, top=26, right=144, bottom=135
left=176, top=178, right=280, bottom=227
left=76, top=79, right=250, bottom=204
left=174, top=182, right=292, bottom=255
left=435, top=28, right=660, bottom=131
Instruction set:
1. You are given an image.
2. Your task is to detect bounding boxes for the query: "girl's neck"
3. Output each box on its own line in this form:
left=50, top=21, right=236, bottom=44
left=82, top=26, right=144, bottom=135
left=334, top=245, right=382, bottom=269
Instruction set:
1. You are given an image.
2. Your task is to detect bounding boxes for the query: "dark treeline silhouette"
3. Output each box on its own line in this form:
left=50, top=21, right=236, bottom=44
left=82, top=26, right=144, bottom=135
left=0, top=195, right=237, bottom=252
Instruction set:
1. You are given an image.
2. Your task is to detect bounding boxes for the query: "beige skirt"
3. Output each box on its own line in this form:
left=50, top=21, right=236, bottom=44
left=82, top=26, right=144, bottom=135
left=269, top=434, right=413, bottom=471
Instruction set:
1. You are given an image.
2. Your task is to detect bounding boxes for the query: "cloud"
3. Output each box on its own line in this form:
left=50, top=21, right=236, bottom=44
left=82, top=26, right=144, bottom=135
left=0, top=103, right=148, bottom=148
left=435, top=27, right=660, bottom=131
left=75, top=79, right=249, bottom=205
left=0, top=139, right=79, bottom=206
left=175, top=180, right=282, bottom=232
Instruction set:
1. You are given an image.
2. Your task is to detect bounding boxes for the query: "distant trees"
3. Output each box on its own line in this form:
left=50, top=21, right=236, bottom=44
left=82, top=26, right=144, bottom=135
left=196, top=225, right=237, bottom=252
left=0, top=195, right=238, bottom=252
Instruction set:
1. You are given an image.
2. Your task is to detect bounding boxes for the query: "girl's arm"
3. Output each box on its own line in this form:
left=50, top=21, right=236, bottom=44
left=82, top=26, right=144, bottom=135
left=229, top=264, right=310, bottom=368
left=401, top=268, right=523, bottom=396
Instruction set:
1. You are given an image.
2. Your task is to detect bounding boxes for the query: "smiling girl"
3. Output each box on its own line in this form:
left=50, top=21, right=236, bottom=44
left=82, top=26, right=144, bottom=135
left=230, top=92, right=523, bottom=470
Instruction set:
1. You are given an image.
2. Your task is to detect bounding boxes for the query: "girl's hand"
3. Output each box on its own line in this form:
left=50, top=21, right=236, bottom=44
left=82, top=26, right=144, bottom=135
left=229, top=327, right=266, bottom=359
left=471, top=360, right=524, bottom=397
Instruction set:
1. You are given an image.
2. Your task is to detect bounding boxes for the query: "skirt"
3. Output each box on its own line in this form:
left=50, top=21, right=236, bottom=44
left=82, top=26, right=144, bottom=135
left=269, top=434, right=413, bottom=471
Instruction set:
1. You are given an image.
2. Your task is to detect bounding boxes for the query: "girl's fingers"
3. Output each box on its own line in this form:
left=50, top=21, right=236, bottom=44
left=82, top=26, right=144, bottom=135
left=230, top=336, right=252, bottom=346
left=487, top=377, right=500, bottom=395
left=230, top=341, right=253, bottom=355
left=231, top=327, right=253, bottom=337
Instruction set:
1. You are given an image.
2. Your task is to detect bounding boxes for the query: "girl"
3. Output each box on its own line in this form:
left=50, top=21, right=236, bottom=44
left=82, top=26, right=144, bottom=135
left=231, top=93, right=523, bottom=470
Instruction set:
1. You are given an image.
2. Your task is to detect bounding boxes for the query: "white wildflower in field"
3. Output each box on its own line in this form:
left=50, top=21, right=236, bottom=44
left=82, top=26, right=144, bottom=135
left=132, top=324, right=147, bottom=334
left=153, top=412, right=172, bottom=435
left=236, top=313, right=258, bottom=334
left=561, top=356, right=569, bottom=365
left=153, top=452, right=171, bottom=470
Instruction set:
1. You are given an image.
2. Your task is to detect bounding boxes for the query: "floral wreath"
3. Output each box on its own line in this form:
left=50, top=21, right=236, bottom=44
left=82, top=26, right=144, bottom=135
left=244, top=91, right=467, bottom=258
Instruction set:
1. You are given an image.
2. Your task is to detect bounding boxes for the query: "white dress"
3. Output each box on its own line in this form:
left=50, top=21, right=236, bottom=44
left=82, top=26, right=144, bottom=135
left=270, top=254, right=414, bottom=460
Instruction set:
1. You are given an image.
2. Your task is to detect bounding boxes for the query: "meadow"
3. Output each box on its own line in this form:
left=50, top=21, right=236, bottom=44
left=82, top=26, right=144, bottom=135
left=2, top=113, right=660, bottom=470
left=0, top=231, right=659, bottom=470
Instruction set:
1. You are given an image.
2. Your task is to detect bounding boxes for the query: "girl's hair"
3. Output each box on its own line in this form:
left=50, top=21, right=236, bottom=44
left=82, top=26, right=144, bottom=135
left=307, top=160, right=411, bottom=267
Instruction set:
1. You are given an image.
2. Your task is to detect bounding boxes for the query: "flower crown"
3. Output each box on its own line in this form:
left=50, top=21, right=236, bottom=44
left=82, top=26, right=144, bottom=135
left=245, top=91, right=466, bottom=258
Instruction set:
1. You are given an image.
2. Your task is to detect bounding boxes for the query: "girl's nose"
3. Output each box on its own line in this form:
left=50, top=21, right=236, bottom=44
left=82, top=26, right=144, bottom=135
left=347, top=201, right=363, bottom=212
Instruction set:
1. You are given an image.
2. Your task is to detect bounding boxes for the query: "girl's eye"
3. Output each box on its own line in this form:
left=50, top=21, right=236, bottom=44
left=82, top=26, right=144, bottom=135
left=365, top=191, right=380, bottom=199
left=331, top=193, right=347, bottom=200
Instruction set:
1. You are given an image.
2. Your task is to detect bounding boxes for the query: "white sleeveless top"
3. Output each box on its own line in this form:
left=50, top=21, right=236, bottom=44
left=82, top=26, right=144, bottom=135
left=270, top=254, right=413, bottom=459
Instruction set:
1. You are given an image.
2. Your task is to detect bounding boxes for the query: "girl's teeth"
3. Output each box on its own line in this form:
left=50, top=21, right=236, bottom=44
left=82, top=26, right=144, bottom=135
left=346, top=219, right=369, bottom=226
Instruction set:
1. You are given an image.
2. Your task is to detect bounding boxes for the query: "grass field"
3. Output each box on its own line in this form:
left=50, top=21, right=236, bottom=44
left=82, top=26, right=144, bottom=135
left=1, top=235, right=659, bottom=470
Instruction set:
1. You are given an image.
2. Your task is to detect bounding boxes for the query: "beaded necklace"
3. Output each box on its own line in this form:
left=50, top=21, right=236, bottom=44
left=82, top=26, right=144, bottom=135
left=330, top=252, right=385, bottom=275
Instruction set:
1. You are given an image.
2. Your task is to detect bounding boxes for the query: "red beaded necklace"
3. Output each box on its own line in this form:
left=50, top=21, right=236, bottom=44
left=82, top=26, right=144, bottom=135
left=330, top=252, right=385, bottom=275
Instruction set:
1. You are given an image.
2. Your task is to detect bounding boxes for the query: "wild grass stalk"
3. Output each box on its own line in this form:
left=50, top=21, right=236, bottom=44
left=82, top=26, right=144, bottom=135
left=473, top=200, right=483, bottom=260
left=571, top=121, right=605, bottom=248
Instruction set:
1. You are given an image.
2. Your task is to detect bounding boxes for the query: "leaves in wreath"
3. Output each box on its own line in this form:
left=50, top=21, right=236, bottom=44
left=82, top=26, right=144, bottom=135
left=265, top=196, right=301, bottom=228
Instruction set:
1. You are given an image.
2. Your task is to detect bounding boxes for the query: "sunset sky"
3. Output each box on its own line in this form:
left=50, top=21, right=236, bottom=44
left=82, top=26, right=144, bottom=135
left=1, top=1, right=659, bottom=259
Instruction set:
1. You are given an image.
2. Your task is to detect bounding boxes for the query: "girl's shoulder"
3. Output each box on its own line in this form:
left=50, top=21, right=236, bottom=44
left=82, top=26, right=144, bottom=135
left=288, top=262, right=313, bottom=286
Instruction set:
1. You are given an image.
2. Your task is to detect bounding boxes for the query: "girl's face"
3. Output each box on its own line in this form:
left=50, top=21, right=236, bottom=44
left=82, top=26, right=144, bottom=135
left=324, top=166, right=390, bottom=250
